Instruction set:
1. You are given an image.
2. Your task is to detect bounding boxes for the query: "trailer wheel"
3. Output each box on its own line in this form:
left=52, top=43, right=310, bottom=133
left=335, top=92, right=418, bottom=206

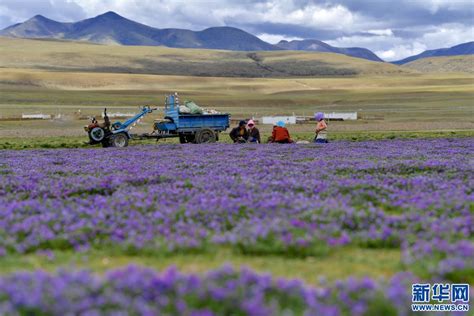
left=196, top=128, right=216, bottom=144
left=110, top=133, right=129, bottom=148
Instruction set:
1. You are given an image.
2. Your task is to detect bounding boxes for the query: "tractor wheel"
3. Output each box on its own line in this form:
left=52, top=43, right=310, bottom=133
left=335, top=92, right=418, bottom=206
left=89, top=127, right=105, bottom=142
left=195, top=128, right=216, bottom=144
left=110, top=133, right=129, bottom=148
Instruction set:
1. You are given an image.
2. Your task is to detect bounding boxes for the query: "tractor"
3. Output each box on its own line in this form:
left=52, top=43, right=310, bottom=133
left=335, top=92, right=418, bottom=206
left=85, top=106, right=155, bottom=147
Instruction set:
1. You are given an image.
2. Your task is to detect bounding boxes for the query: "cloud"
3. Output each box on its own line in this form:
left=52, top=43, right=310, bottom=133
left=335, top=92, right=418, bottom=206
left=257, top=3, right=358, bottom=30
left=367, top=29, right=393, bottom=36
left=0, top=0, right=85, bottom=26
left=327, top=22, right=473, bottom=61
left=257, top=33, right=303, bottom=44
left=1, top=0, right=473, bottom=61
left=376, top=43, right=427, bottom=61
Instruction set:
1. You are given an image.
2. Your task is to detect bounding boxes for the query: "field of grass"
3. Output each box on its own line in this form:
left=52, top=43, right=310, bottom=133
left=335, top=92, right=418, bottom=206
left=0, top=247, right=400, bottom=284
left=1, top=68, right=473, bottom=137
left=404, top=55, right=474, bottom=74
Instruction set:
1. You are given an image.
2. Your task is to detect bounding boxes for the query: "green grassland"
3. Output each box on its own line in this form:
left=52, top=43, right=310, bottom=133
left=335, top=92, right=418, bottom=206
left=0, top=246, right=400, bottom=284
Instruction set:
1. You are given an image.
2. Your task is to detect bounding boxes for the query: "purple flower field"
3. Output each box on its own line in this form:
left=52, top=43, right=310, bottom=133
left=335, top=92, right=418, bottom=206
left=0, top=138, right=473, bottom=315
left=0, top=265, right=414, bottom=316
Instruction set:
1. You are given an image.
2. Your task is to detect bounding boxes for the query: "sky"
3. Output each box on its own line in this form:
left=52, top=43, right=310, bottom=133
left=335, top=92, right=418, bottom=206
left=0, top=0, right=473, bottom=61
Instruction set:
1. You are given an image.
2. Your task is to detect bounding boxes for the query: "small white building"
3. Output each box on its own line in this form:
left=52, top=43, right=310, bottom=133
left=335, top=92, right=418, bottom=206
left=319, top=112, right=357, bottom=121
left=102, top=112, right=135, bottom=118
left=22, top=114, right=52, bottom=120
left=261, top=116, right=297, bottom=125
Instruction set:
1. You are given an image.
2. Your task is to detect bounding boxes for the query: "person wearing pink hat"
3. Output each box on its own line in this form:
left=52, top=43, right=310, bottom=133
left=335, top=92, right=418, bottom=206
left=247, top=119, right=261, bottom=143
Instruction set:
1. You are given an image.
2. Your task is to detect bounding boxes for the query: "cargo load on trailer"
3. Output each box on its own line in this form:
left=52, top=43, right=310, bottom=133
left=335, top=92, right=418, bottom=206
left=180, top=100, right=203, bottom=114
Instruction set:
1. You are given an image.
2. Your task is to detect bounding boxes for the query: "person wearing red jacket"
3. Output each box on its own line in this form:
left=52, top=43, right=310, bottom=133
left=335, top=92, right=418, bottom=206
left=269, top=121, right=293, bottom=143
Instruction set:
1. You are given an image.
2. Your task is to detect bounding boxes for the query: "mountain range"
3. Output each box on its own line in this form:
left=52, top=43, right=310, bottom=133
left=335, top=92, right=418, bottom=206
left=1, top=11, right=473, bottom=64
left=0, top=12, right=277, bottom=51
left=0, top=11, right=380, bottom=61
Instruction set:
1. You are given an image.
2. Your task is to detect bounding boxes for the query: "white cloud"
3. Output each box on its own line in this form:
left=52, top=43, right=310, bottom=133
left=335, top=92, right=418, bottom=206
left=376, top=42, right=427, bottom=61
left=257, top=33, right=303, bottom=44
left=260, top=3, right=357, bottom=30
left=420, top=23, right=474, bottom=48
left=251, top=2, right=363, bottom=31
left=367, top=29, right=393, bottom=36
left=328, top=23, right=473, bottom=61
left=406, top=0, right=474, bottom=14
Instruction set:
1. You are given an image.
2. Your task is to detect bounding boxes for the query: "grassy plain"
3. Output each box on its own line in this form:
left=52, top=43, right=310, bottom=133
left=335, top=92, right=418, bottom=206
left=1, top=68, right=473, bottom=138
left=404, top=55, right=474, bottom=74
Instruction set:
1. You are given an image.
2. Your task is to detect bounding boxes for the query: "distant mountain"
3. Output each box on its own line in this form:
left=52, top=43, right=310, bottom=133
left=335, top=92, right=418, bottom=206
left=0, top=14, right=73, bottom=38
left=0, top=11, right=278, bottom=51
left=393, top=42, right=474, bottom=65
left=276, top=39, right=383, bottom=62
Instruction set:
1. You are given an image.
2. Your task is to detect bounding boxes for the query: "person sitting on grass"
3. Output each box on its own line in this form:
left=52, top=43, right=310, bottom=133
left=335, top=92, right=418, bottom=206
left=269, top=121, right=293, bottom=143
left=314, top=112, right=328, bottom=143
left=247, top=119, right=261, bottom=143
left=230, top=120, right=249, bottom=143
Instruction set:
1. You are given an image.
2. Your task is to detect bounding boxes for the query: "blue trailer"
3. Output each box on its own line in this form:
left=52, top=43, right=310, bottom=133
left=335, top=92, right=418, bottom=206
left=85, top=94, right=230, bottom=147
left=146, top=94, right=230, bottom=143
